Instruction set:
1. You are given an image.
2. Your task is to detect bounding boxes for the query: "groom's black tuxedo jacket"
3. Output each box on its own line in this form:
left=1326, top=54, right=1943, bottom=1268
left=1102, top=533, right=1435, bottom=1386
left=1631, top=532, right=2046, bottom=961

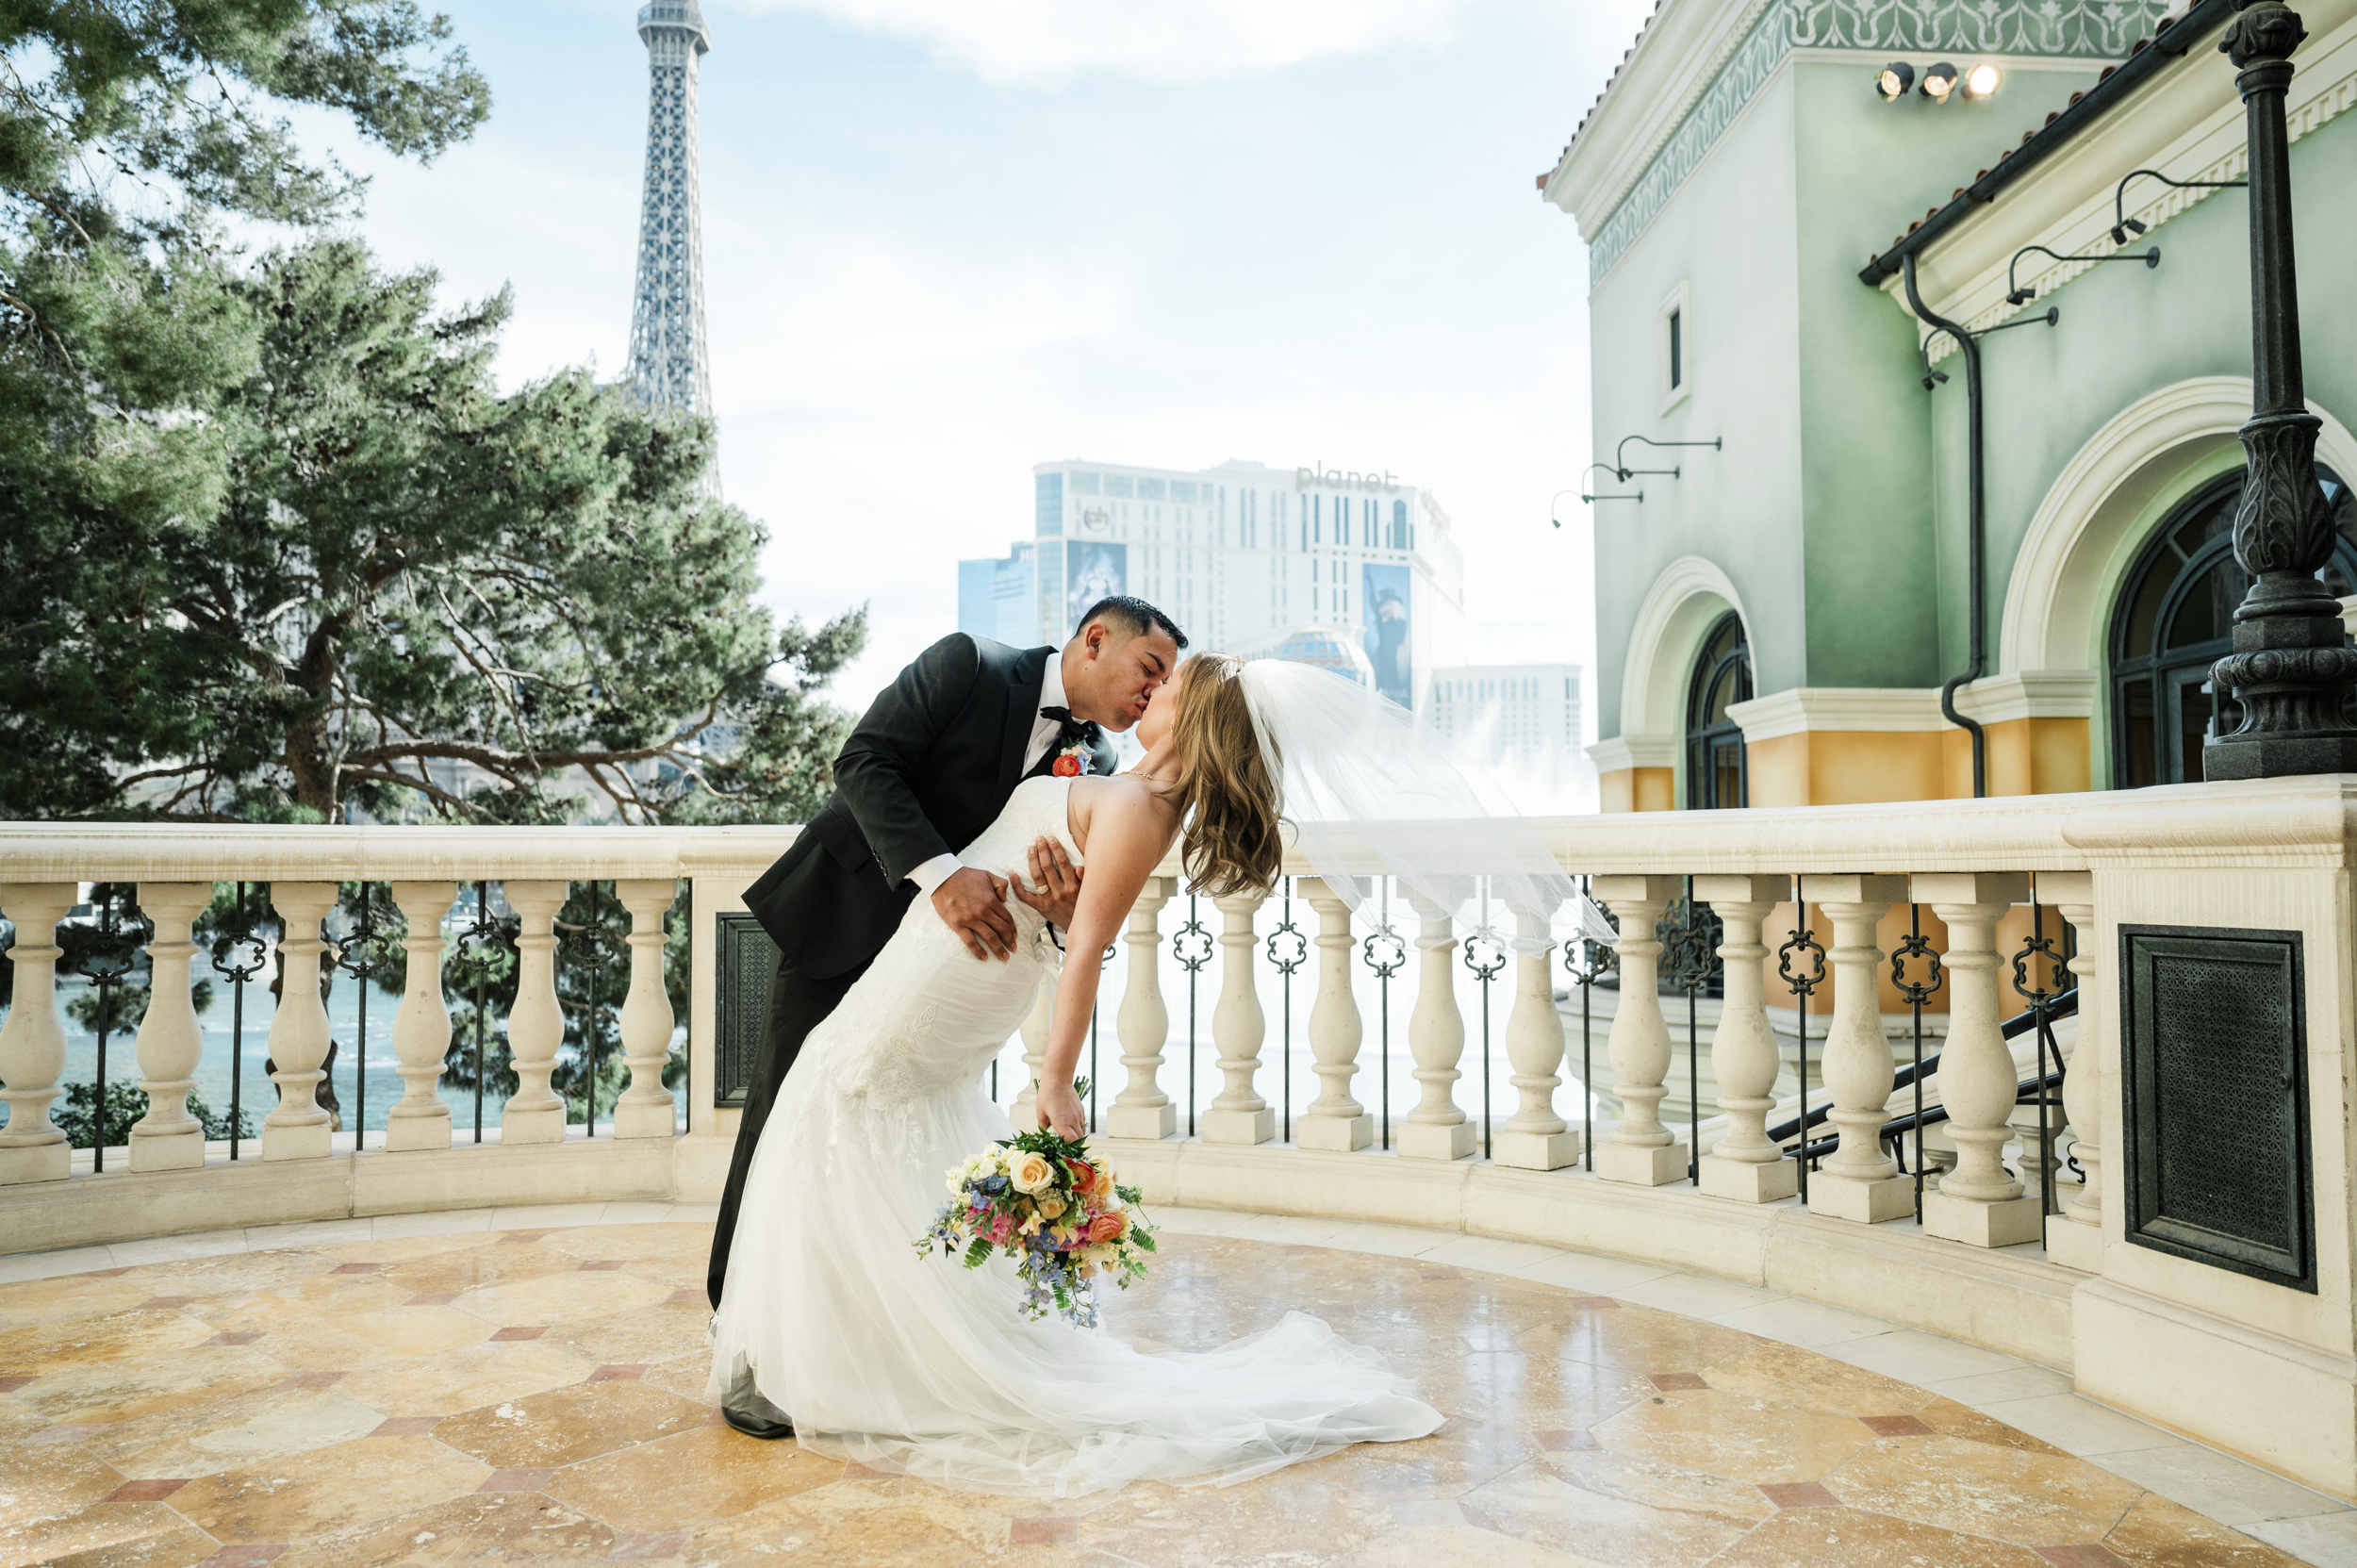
left=744, top=634, right=1117, bottom=980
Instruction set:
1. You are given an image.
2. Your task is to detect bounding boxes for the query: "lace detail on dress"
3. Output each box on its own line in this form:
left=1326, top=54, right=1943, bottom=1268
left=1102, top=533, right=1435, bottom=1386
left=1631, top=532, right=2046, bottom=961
left=854, top=1001, right=945, bottom=1108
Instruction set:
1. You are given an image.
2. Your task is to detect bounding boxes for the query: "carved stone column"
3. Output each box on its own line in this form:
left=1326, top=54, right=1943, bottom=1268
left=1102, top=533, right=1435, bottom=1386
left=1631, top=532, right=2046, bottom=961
left=128, top=883, right=212, bottom=1172
left=0, top=884, right=76, bottom=1184
left=261, top=883, right=338, bottom=1162
left=1202, top=890, right=1275, bottom=1146
left=1696, top=875, right=1798, bottom=1202
left=2040, top=871, right=2103, bottom=1271
left=1917, top=872, right=2043, bottom=1246
left=613, top=880, right=680, bottom=1139
left=1495, top=907, right=1578, bottom=1170
left=2204, top=0, right=2357, bottom=778
left=499, top=881, right=569, bottom=1145
left=386, top=881, right=456, bottom=1151
left=1592, top=875, right=1687, bottom=1185
left=1809, top=876, right=1914, bottom=1224
left=1397, top=894, right=1473, bottom=1161
left=1109, top=877, right=1177, bottom=1139
left=1297, top=878, right=1373, bottom=1151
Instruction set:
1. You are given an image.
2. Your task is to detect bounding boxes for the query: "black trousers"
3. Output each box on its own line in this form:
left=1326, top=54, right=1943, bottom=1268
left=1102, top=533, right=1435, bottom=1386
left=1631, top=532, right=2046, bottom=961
left=705, top=947, right=875, bottom=1308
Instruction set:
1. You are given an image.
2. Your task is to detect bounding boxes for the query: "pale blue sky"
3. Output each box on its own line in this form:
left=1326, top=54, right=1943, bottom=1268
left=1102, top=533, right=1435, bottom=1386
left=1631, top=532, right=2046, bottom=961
left=324, top=0, right=1653, bottom=731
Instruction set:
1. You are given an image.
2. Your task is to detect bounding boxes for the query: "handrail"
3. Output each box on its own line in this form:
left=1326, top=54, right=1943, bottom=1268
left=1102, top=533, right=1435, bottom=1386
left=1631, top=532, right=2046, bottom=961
left=1766, top=988, right=2077, bottom=1146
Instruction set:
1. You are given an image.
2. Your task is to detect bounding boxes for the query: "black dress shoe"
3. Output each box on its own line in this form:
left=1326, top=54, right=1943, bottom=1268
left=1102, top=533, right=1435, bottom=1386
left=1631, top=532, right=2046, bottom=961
left=721, top=1362, right=796, bottom=1440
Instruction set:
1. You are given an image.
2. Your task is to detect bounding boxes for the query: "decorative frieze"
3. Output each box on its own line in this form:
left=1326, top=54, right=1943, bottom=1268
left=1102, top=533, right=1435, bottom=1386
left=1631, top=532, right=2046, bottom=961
left=1792, top=0, right=2167, bottom=56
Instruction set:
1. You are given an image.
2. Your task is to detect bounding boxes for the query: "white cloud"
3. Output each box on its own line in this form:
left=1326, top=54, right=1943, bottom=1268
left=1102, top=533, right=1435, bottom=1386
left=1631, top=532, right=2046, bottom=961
left=729, top=0, right=1475, bottom=85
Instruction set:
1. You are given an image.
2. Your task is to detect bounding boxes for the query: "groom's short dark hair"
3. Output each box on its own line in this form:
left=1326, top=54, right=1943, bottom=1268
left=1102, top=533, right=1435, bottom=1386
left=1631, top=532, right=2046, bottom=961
left=1077, top=595, right=1189, bottom=652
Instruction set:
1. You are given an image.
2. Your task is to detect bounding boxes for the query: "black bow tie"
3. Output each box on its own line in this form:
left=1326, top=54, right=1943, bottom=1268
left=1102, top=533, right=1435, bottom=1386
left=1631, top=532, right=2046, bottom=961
left=1040, top=705, right=1100, bottom=743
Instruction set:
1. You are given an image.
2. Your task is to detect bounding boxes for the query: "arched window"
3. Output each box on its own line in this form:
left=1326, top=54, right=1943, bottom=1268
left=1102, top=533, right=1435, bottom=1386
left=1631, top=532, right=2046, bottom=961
left=1686, top=611, right=1751, bottom=808
left=2110, top=466, right=2357, bottom=787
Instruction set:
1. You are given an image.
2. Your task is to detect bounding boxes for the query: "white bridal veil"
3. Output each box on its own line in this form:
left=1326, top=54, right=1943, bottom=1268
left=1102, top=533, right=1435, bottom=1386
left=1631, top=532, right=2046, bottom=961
left=1236, top=659, right=1613, bottom=954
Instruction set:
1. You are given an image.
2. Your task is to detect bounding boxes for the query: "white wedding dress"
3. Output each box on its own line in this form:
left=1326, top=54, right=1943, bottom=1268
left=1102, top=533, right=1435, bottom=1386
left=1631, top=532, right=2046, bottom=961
left=707, top=773, right=1442, bottom=1494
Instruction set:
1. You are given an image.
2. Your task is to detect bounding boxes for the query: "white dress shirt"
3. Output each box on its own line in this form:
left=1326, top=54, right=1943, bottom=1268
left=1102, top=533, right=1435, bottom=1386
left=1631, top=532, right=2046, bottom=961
left=905, top=654, right=1070, bottom=894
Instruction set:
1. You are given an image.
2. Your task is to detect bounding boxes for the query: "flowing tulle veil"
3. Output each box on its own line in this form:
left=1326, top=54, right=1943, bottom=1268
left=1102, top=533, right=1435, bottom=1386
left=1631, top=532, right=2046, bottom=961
left=1236, top=659, right=1615, bottom=951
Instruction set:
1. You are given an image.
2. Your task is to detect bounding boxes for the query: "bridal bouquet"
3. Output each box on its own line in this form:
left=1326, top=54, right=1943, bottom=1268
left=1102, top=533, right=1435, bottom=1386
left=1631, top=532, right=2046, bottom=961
left=915, top=1102, right=1157, bottom=1327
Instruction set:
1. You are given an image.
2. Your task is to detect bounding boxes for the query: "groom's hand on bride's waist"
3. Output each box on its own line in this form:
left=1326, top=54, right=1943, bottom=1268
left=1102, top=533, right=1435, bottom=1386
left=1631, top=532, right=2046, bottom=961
left=934, top=867, right=1020, bottom=962
left=1008, top=836, right=1082, bottom=932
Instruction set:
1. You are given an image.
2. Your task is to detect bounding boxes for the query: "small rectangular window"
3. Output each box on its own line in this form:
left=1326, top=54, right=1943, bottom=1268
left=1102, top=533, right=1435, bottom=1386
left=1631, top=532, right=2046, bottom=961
left=1668, top=307, right=1683, bottom=390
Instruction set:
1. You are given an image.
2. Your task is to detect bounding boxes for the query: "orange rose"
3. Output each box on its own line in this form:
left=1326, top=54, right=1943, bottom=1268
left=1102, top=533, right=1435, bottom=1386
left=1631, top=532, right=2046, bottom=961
left=1052, top=753, right=1083, bottom=777
left=1086, top=1211, right=1128, bottom=1245
left=1066, top=1159, right=1095, bottom=1191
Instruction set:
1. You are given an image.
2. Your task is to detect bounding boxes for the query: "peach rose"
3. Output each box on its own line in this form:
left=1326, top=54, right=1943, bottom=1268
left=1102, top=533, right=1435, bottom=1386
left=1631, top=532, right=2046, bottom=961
left=1086, top=1211, right=1128, bottom=1245
left=1037, top=1194, right=1066, bottom=1220
left=1010, top=1150, right=1056, bottom=1194
left=1091, top=1164, right=1117, bottom=1198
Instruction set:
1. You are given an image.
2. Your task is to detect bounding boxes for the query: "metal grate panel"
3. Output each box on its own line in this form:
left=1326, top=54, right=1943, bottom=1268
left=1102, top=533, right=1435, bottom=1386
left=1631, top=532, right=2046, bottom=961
left=713, top=912, right=776, bottom=1109
left=2119, top=924, right=2315, bottom=1293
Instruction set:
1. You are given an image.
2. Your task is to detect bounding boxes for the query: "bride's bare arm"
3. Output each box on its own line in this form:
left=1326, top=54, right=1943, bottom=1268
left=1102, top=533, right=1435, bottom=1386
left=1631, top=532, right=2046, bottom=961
left=1031, top=787, right=1176, bottom=1136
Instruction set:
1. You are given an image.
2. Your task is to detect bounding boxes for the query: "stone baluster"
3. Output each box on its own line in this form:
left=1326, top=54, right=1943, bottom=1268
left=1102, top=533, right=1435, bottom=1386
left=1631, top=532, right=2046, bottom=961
left=499, top=882, right=569, bottom=1144
left=1011, top=973, right=1052, bottom=1130
left=1917, top=873, right=2042, bottom=1246
left=127, top=883, right=212, bottom=1171
left=1809, top=875, right=1913, bottom=1223
left=1297, top=878, right=1373, bottom=1150
left=0, top=884, right=76, bottom=1184
left=1202, top=890, right=1275, bottom=1145
left=1398, top=893, right=1473, bottom=1161
left=1494, top=905, right=1578, bottom=1170
left=1695, top=875, right=1798, bottom=1201
left=261, top=883, right=338, bottom=1162
left=2041, top=872, right=2102, bottom=1271
left=613, top=880, right=679, bottom=1139
left=386, top=881, right=456, bottom=1151
left=1109, top=877, right=1177, bottom=1139
left=1592, top=876, right=1687, bottom=1184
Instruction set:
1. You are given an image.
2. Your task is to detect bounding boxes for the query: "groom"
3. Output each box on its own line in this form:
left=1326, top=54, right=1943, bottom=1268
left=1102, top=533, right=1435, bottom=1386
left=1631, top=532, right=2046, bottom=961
left=709, top=594, right=1187, bottom=1434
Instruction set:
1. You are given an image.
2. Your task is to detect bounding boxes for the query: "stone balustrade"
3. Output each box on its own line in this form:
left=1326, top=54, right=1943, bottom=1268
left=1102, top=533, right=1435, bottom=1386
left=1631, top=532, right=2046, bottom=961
left=6, top=782, right=2357, bottom=1499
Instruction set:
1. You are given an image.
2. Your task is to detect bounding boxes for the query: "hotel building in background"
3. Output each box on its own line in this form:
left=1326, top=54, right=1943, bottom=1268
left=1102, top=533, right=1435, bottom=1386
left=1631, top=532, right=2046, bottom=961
left=960, top=456, right=1467, bottom=713
left=959, top=456, right=1592, bottom=809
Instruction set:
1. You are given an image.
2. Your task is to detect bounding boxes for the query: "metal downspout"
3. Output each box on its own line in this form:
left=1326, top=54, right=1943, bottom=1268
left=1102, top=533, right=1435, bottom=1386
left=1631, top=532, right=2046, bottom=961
left=1903, top=251, right=1987, bottom=799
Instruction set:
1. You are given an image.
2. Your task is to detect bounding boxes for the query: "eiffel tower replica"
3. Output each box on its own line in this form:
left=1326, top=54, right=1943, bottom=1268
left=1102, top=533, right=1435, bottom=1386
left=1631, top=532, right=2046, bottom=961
left=626, top=0, right=717, bottom=488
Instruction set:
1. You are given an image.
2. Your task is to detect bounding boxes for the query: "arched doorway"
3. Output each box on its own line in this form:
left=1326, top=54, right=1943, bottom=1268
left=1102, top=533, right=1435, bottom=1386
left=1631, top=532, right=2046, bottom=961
left=1686, top=611, right=1751, bottom=808
left=2109, top=465, right=2357, bottom=786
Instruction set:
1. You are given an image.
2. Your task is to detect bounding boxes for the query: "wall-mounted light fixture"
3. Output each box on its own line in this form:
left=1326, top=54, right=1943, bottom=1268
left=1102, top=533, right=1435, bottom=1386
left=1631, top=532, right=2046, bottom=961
left=1920, top=61, right=1958, bottom=101
left=2110, top=167, right=2246, bottom=245
left=1875, top=61, right=1916, bottom=100
left=2004, top=241, right=2157, bottom=305
left=1573, top=464, right=1642, bottom=511
left=1611, top=433, right=1723, bottom=482
left=1963, top=62, right=2003, bottom=98
left=1920, top=307, right=2057, bottom=388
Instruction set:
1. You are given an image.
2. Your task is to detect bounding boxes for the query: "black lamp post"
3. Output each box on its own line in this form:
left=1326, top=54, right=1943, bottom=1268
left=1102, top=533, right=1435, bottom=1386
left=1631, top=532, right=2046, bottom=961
left=2204, top=0, right=2357, bottom=781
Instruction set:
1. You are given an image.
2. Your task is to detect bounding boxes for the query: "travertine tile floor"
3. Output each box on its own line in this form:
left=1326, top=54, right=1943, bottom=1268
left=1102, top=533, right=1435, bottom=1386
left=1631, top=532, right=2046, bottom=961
left=4, top=1201, right=2353, bottom=1567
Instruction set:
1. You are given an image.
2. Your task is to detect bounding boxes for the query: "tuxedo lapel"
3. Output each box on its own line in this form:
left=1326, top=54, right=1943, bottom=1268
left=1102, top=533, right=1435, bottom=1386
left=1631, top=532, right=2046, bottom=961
left=997, top=645, right=1054, bottom=798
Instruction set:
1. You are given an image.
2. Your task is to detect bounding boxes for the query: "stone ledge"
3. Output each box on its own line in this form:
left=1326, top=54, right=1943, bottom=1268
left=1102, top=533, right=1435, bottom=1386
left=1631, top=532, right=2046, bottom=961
left=0, top=1137, right=675, bottom=1256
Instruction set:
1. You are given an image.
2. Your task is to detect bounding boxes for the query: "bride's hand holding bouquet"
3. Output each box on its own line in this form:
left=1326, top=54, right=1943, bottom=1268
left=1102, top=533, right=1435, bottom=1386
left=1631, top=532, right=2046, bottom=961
left=915, top=1079, right=1157, bottom=1327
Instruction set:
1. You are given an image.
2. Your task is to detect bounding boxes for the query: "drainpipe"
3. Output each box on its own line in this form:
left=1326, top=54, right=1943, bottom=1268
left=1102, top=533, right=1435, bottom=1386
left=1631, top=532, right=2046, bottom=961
left=1903, top=251, right=1987, bottom=799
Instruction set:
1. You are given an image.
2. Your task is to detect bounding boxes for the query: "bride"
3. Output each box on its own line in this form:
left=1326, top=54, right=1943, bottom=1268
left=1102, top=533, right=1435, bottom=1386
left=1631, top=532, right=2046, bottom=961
left=709, top=651, right=1567, bottom=1494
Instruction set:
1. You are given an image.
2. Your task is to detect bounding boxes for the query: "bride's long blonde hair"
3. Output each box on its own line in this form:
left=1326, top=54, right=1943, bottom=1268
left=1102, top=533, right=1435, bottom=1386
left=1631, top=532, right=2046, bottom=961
left=1165, top=653, right=1283, bottom=898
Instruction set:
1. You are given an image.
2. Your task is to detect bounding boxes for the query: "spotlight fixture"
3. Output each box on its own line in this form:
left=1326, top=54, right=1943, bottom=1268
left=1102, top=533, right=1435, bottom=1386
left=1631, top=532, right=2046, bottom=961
left=2005, top=242, right=2158, bottom=307
left=1875, top=60, right=1915, bottom=100
left=1964, top=62, right=2003, bottom=98
left=1920, top=61, right=1957, bottom=101
left=2110, top=167, right=2247, bottom=246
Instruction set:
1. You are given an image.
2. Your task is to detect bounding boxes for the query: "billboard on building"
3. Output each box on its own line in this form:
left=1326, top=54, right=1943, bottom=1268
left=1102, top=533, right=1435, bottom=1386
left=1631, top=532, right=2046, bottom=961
left=1362, top=564, right=1412, bottom=707
left=1065, top=541, right=1128, bottom=635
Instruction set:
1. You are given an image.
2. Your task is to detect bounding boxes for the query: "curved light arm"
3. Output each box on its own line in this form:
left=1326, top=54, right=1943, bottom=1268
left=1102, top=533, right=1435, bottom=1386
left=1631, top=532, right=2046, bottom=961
left=2005, top=242, right=2157, bottom=305
left=2112, top=167, right=2245, bottom=244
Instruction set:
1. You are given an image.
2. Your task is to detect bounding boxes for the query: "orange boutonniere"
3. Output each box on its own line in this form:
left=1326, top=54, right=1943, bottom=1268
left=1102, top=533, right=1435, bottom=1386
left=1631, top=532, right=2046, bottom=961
left=1051, top=737, right=1091, bottom=777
